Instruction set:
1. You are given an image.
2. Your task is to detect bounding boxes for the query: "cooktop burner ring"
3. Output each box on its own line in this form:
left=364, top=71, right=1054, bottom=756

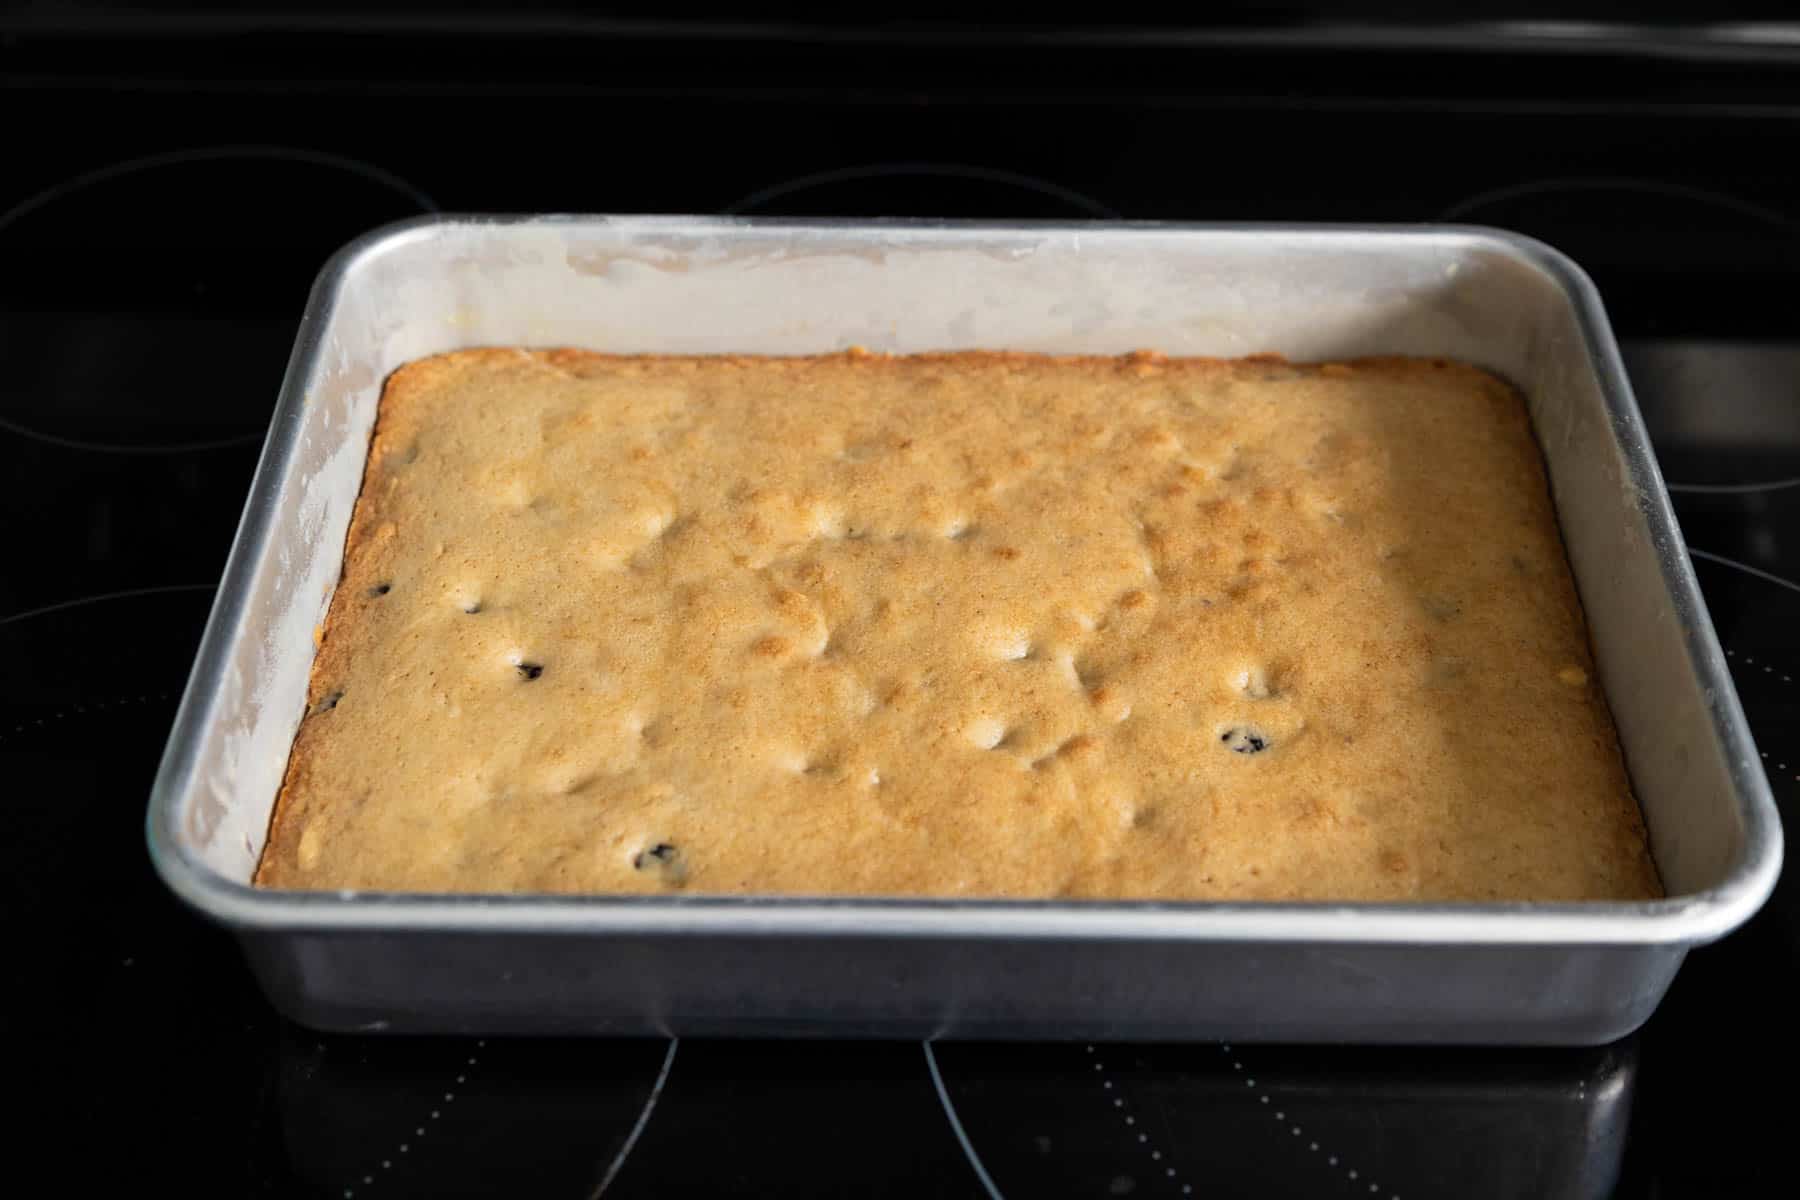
left=0, top=144, right=439, bottom=235
left=1437, top=174, right=1800, bottom=233
left=337, top=1038, right=492, bottom=1199
left=1691, top=547, right=1800, bottom=598
left=0, top=581, right=215, bottom=626
left=924, top=1041, right=1005, bottom=1200
left=0, top=144, right=437, bottom=455
left=591, top=1039, right=680, bottom=1198
left=722, top=161, right=1120, bottom=219
left=1667, top=476, right=1800, bottom=495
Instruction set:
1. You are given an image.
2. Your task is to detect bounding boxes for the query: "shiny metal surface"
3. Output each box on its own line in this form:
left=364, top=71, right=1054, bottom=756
left=146, top=217, right=1783, bottom=1042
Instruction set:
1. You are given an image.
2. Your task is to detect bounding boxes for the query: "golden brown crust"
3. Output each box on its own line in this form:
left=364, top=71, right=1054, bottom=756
left=256, top=349, right=1660, bottom=900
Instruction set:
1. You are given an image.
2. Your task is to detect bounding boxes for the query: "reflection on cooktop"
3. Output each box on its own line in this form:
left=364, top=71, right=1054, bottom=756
left=1626, top=341, right=1800, bottom=487
left=929, top=1040, right=1635, bottom=1200
left=290, top=1034, right=1636, bottom=1199
left=277, top=1029, right=676, bottom=1199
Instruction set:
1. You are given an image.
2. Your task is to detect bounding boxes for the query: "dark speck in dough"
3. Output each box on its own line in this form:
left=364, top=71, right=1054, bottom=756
left=1221, top=727, right=1269, bottom=754
left=633, top=842, right=687, bottom=885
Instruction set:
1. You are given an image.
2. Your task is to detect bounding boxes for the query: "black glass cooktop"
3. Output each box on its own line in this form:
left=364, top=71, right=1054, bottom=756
left=3, top=18, right=1797, bottom=1199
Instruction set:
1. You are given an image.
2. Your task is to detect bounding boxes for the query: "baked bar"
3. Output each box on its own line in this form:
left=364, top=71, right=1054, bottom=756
left=255, top=349, right=1661, bottom=900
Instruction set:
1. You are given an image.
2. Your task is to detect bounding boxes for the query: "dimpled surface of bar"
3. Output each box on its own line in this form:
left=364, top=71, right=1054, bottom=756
left=255, top=349, right=1661, bottom=901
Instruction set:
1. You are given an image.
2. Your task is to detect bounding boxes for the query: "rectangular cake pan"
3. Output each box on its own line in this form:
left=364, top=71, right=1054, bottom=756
left=147, top=217, right=1782, bottom=1043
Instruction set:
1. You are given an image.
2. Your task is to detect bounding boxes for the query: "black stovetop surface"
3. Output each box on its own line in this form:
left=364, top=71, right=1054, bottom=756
left=3, top=18, right=1797, bottom=1199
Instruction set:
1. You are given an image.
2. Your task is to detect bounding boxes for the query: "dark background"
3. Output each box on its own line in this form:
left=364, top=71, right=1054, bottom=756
left=3, top=9, right=1798, bottom=1198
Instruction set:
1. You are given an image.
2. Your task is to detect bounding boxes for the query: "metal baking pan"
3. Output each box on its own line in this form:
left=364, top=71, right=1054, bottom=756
left=146, top=216, right=1783, bottom=1043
